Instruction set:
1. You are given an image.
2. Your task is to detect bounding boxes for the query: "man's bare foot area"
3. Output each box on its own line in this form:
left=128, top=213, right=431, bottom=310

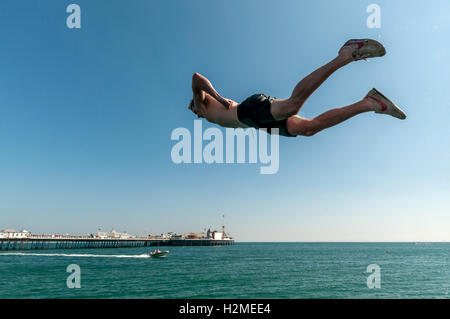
left=337, top=47, right=355, bottom=64
left=360, top=96, right=380, bottom=112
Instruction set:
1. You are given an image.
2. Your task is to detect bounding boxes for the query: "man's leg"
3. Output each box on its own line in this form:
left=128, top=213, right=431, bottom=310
left=286, top=98, right=379, bottom=136
left=271, top=50, right=354, bottom=121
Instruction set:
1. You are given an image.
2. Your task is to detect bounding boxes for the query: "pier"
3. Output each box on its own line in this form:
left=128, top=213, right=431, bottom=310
left=0, top=237, right=234, bottom=251
left=0, top=238, right=234, bottom=251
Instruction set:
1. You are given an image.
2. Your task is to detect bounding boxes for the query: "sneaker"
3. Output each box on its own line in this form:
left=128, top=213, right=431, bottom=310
left=366, top=88, right=407, bottom=120
left=341, top=39, right=386, bottom=61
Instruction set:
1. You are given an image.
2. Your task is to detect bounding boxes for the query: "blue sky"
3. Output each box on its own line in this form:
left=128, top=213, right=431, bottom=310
left=0, top=0, right=449, bottom=241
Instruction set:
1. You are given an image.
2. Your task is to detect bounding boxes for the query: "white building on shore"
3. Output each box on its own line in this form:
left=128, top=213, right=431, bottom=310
left=206, top=228, right=228, bottom=240
left=0, top=229, right=31, bottom=239
left=95, top=229, right=133, bottom=239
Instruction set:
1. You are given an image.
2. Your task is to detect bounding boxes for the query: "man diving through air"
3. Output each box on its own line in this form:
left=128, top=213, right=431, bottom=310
left=188, top=39, right=406, bottom=137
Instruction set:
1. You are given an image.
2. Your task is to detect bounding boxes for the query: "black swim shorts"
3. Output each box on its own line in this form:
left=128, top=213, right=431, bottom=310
left=237, top=94, right=295, bottom=137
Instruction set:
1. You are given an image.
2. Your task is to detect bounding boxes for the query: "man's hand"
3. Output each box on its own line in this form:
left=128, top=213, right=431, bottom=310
left=189, top=98, right=205, bottom=118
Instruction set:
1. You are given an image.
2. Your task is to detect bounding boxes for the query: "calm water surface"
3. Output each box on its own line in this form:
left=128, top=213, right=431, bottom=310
left=0, top=242, right=449, bottom=298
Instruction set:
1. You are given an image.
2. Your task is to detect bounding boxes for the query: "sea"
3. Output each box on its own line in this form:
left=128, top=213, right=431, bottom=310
left=0, top=242, right=449, bottom=299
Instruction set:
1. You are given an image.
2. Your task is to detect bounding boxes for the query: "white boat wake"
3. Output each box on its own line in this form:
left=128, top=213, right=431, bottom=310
left=0, top=252, right=150, bottom=258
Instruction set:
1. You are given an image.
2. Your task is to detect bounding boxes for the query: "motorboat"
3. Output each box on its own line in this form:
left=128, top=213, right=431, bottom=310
left=149, top=249, right=169, bottom=258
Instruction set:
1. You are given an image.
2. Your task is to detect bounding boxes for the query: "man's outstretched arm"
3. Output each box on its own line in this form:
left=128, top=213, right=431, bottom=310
left=192, top=73, right=230, bottom=108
